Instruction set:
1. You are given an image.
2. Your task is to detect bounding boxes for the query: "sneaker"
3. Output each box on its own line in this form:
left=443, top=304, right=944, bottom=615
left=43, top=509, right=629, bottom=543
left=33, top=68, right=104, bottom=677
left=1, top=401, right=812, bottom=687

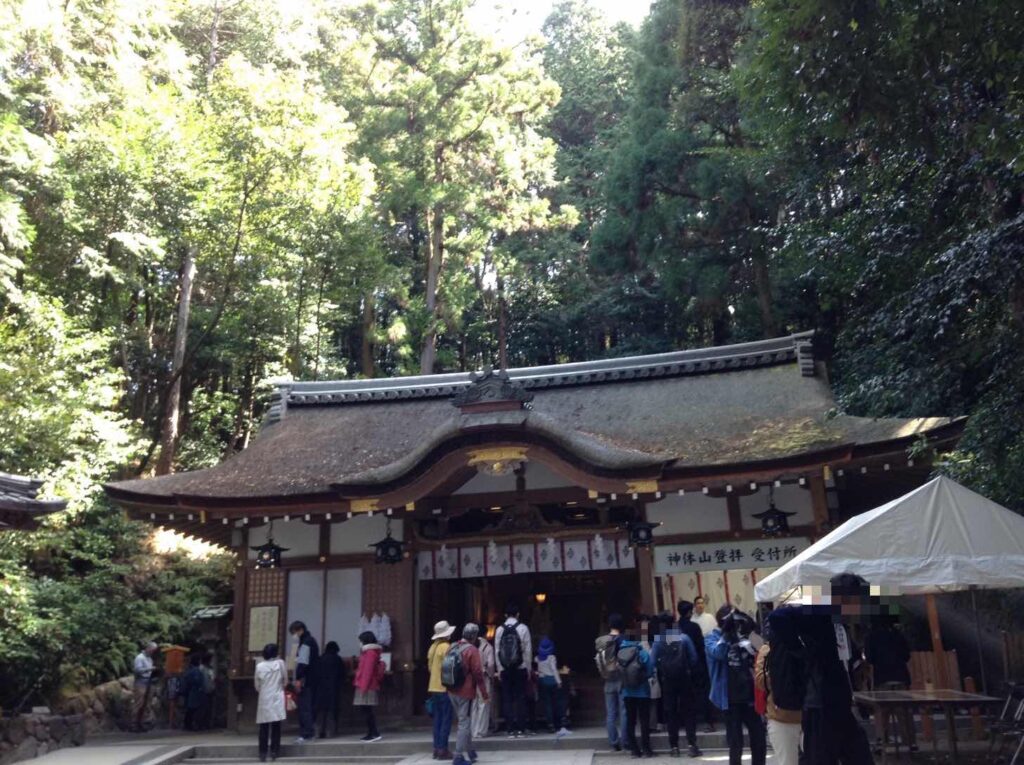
left=368, top=735, right=382, bottom=742
left=452, top=757, right=471, bottom=765
left=612, top=744, right=623, bottom=752
left=555, top=727, right=572, bottom=738
left=359, top=734, right=373, bottom=742
left=469, top=752, right=479, bottom=763
left=669, top=747, right=681, bottom=758
left=507, top=731, right=517, bottom=739
left=294, top=736, right=313, bottom=744
left=687, top=745, right=702, bottom=758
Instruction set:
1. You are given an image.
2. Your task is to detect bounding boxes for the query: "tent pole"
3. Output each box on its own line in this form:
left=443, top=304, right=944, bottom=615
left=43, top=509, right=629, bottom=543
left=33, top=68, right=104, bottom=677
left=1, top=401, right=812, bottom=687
left=971, top=586, right=987, bottom=693
left=926, top=593, right=949, bottom=689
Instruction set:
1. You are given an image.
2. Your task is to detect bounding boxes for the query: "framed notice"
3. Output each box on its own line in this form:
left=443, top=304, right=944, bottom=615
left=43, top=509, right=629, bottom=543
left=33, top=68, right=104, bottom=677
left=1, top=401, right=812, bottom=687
left=248, top=605, right=280, bottom=653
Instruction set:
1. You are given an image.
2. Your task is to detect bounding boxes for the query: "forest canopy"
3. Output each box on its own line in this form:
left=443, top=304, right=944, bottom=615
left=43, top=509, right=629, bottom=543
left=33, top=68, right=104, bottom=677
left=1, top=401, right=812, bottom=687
left=1, top=0, right=1022, bottom=706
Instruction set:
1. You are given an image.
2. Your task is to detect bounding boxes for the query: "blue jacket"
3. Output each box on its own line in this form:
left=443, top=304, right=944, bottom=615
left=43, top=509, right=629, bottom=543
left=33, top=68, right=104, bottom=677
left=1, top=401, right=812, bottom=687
left=618, top=639, right=654, bottom=698
left=650, top=634, right=699, bottom=681
left=705, top=629, right=730, bottom=711
left=181, top=666, right=206, bottom=710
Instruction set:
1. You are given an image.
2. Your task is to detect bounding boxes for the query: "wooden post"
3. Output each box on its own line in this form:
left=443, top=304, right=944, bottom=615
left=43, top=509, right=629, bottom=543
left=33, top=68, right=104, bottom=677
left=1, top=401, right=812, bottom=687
left=921, top=679, right=936, bottom=743
left=965, top=676, right=985, bottom=740
left=808, top=473, right=829, bottom=535
left=926, top=594, right=950, bottom=689
left=638, top=546, right=656, bottom=616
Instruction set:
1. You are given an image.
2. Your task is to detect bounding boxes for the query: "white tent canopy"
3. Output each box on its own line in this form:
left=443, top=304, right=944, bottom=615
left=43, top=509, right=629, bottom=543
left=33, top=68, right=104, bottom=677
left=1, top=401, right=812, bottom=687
left=755, top=476, right=1024, bottom=603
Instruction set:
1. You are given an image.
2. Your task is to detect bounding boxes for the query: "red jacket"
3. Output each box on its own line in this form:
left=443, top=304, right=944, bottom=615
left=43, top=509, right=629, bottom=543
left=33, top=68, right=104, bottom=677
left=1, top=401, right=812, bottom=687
left=450, top=641, right=488, bottom=701
left=353, top=644, right=385, bottom=693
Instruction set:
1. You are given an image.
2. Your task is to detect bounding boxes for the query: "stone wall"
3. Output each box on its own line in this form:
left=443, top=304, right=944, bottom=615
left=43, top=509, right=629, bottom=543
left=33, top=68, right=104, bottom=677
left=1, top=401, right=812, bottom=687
left=58, top=676, right=165, bottom=735
left=0, top=713, right=86, bottom=765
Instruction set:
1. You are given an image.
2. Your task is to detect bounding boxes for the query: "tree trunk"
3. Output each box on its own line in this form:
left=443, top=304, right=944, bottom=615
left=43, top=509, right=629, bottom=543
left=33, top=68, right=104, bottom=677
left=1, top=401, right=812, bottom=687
left=360, top=291, right=376, bottom=377
left=751, top=252, right=778, bottom=338
left=155, top=246, right=197, bottom=475
left=419, top=200, right=444, bottom=373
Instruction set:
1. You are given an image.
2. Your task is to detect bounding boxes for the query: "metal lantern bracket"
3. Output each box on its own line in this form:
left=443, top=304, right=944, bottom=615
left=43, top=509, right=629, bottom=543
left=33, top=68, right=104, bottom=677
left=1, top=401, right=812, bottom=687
left=251, top=519, right=289, bottom=569
left=752, top=484, right=797, bottom=537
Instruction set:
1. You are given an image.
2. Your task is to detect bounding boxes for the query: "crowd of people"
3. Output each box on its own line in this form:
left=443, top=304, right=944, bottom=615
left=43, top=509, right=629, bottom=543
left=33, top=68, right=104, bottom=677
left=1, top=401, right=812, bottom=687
left=135, top=572, right=913, bottom=765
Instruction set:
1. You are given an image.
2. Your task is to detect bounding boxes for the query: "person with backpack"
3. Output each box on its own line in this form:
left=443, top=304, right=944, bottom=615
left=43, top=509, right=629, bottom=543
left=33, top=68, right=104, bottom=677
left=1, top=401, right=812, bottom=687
left=442, top=623, right=489, bottom=765
left=618, top=629, right=656, bottom=758
left=427, top=620, right=456, bottom=759
left=652, top=616, right=701, bottom=757
left=754, top=607, right=804, bottom=765
left=595, top=613, right=627, bottom=751
left=353, top=631, right=385, bottom=742
left=707, top=606, right=767, bottom=765
left=678, top=600, right=714, bottom=733
left=494, top=602, right=532, bottom=738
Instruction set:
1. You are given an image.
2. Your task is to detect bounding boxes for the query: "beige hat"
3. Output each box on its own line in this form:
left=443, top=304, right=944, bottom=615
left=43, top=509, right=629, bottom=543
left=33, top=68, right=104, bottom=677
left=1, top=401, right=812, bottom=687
left=432, top=620, right=456, bottom=640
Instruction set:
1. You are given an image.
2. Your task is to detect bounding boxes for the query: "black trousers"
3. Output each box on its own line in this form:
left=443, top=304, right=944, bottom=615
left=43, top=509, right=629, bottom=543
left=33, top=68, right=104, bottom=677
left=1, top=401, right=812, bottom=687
left=297, top=686, right=315, bottom=738
left=662, top=679, right=697, bottom=748
left=258, top=721, right=281, bottom=756
left=183, top=706, right=200, bottom=731
left=624, top=697, right=652, bottom=755
left=500, top=668, right=527, bottom=732
left=359, top=705, right=379, bottom=738
left=317, top=697, right=338, bottom=737
left=725, top=702, right=767, bottom=765
left=803, top=707, right=875, bottom=765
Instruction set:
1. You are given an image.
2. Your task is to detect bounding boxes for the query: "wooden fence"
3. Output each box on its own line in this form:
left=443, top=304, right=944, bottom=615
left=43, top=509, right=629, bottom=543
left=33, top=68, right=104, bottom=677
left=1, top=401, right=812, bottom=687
left=908, top=649, right=961, bottom=690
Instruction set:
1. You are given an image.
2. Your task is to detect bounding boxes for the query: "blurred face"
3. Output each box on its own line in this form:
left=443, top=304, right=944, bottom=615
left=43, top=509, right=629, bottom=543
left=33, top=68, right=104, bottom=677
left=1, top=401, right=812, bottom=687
left=694, top=597, right=706, bottom=615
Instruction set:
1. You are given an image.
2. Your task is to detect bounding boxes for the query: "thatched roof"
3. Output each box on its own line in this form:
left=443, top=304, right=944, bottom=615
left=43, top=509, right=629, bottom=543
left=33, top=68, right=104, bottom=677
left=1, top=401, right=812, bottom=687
left=105, top=333, right=960, bottom=507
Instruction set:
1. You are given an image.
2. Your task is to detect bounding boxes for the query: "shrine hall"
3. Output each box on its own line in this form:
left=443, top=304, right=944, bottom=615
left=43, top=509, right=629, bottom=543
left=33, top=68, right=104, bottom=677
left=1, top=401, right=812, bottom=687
left=104, top=332, right=962, bottom=728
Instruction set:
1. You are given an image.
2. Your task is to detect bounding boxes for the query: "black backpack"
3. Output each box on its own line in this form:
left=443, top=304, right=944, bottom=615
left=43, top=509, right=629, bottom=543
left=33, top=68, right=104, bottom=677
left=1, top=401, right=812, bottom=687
left=441, top=643, right=467, bottom=689
left=657, top=640, right=690, bottom=684
left=498, top=622, right=523, bottom=669
left=617, top=645, right=647, bottom=690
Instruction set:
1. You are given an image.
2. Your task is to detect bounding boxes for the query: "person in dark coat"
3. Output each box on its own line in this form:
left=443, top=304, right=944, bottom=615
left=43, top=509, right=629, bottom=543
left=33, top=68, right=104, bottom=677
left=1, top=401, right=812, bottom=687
left=800, top=573, right=875, bottom=765
left=289, top=620, right=320, bottom=742
left=180, top=654, right=206, bottom=731
left=678, top=599, right=714, bottom=732
left=866, top=615, right=915, bottom=751
left=316, top=641, right=347, bottom=738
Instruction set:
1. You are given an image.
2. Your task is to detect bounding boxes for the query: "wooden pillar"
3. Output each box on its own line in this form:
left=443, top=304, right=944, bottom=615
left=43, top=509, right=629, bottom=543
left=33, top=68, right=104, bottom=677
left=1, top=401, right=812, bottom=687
left=638, top=546, right=656, bottom=616
left=808, top=473, right=829, bottom=536
left=926, top=593, right=950, bottom=689
left=227, top=529, right=248, bottom=731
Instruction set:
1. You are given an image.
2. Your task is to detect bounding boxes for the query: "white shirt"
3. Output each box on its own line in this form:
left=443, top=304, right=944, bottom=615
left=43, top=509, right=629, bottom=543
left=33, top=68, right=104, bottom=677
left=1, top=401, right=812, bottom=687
left=495, top=618, right=532, bottom=671
left=692, top=611, right=718, bottom=636
left=133, top=652, right=154, bottom=685
left=536, top=654, right=561, bottom=685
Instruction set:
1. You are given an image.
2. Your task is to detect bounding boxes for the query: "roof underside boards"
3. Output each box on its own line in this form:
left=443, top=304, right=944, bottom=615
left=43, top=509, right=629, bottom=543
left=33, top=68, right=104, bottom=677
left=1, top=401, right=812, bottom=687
left=104, top=334, right=960, bottom=505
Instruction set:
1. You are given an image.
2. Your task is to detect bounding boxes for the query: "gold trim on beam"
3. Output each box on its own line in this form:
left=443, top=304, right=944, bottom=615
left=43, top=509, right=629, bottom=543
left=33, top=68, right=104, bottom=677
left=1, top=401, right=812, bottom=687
left=350, top=498, right=380, bottom=513
left=465, top=447, right=530, bottom=466
left=625, top=480, right=659, bottom=495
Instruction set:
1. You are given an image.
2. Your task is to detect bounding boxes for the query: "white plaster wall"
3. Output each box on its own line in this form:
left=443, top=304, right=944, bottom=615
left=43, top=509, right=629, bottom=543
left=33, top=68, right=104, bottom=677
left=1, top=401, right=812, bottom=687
left=739, top=484, right=814, bottom=529
left=453, top=461, right=572, bottom=495
left=246, top=519, right=320, bottom=559
left=330, top=514, right=404, bottom=554
left=648, top=492, right=731, bottom=535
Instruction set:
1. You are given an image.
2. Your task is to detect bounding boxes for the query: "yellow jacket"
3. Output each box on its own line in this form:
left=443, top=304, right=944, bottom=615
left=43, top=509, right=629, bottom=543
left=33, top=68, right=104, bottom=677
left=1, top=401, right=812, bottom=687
left=427, top=640, right=450, bottom=693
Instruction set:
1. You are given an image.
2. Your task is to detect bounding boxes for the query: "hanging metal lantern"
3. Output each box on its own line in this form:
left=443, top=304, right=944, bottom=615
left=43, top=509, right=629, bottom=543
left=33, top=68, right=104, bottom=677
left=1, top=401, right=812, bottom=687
left=627, top=520, right=660, bottom=547
left=753, top=485, right=796, bottom=537
left=371, top=517, right=404, bottom=564
left=251, top=520, right=288, bottom=569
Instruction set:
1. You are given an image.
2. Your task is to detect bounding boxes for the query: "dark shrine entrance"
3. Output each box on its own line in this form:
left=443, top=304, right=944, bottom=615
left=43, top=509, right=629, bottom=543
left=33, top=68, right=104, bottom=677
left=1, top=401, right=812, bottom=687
left=418, top=567, right=641, bottom=724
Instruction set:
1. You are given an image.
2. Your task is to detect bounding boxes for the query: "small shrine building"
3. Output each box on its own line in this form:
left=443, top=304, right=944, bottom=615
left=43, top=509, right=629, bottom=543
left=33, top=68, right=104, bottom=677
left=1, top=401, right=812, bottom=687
left=104, top=332, right=961, bottom=727
left=0, top=471, right=67, bottom=530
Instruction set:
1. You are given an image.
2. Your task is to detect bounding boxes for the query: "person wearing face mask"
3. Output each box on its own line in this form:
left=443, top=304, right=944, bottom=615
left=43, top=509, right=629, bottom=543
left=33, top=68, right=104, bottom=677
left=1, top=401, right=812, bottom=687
left=288, top=620, right=320, bottom=744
